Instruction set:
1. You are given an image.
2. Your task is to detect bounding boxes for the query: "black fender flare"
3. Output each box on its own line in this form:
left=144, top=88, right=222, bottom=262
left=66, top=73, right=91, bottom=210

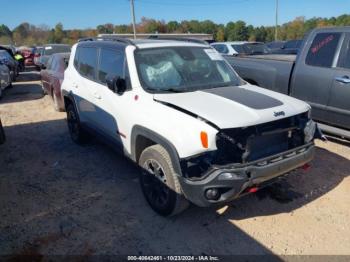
left=62, top=91, right=84, bottom=123
left=130, top=125, right=183, bottom=176
left=62, top=90, right=77, bottom=110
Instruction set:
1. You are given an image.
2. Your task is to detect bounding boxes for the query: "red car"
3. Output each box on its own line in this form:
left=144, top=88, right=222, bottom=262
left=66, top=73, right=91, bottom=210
left=40, top=52, right=70, bottom=111
left=18, top=47, right=35, bottom=66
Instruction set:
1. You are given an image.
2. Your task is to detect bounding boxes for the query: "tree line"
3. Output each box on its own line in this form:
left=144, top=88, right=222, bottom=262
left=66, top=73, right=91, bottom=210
left=1, top=14, right=350, bottom=46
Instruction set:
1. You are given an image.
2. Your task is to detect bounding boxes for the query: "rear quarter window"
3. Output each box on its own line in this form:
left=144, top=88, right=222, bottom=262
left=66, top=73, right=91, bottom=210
left=305, top=32, right=341, bottom=68
left=77, top=47, right=97, bottom=80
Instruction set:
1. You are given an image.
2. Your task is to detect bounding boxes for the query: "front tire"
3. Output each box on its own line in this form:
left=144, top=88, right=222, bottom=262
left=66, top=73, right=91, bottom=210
left=139, top=144, right=189, bottom=216
left=66, top=103, right=87, bottom=144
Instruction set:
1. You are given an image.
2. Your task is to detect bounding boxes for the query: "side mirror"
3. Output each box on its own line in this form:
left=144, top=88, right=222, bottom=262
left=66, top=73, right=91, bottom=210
left=41, top=64, right=46, bottom=70
left=106, top=75, right=126, bottom=95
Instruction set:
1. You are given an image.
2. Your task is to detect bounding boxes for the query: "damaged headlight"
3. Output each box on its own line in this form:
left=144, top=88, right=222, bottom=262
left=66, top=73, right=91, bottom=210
left=304, top=120, right=316, bottom=143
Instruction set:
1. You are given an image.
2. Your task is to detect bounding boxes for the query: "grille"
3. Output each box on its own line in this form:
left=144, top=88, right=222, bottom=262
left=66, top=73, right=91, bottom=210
left=247, top=131, right=289, bottom=161
left=215, top=114, right=307, bottom=165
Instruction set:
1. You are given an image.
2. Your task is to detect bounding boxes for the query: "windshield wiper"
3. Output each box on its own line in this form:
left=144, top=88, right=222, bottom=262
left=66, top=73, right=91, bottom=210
left=147, top=87, right=189, bottom=93
left=162, top=88, right=188, bottom=93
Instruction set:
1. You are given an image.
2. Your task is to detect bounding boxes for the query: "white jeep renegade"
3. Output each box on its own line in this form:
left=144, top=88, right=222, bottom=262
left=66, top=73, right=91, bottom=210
left=61, top=37, right=319, bottom=216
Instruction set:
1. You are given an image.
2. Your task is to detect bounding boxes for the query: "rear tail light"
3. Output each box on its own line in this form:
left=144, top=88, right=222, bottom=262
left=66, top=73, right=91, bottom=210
left=247, top=187, right=258, bottom=193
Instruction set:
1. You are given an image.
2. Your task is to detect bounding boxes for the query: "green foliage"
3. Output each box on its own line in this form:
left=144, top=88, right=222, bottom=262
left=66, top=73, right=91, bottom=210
left=226, top=20, right=248, bottom=41
left=167, top=21, right=180, bottom=32
left=0, top=24, right=12, bottom=37
left=97, top=23, right=114, bottom=34
left=2, top=14, right=350, bottom=46
left=0, top=36, right=12, bottom=45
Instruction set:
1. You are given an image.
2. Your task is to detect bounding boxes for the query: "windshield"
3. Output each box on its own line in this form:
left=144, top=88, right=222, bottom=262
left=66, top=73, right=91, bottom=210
left=135, top=46, right=242, bottom=93
left=242, top=43, right=270, bottom=55
left=0, top=50, right=11, bottom=59
left=44, top=45, right=71, bottom=56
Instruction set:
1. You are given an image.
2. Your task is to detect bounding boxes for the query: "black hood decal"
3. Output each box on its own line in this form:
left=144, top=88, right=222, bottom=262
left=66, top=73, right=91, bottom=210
left=202, top=86, right=283, bottom=110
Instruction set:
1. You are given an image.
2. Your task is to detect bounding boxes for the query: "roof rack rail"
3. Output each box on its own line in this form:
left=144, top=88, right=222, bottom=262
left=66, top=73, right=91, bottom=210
left=78, top=36, right=136, bottom=46
left=97, top=35, right=136, bottom=45
left=78, top=37, right=95, bottom=42
left=148, top=35, right=209, bottom=45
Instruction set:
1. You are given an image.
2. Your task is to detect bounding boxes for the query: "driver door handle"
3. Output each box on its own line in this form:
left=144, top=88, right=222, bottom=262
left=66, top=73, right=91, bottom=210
left=335, top=76, right=350, bottom=84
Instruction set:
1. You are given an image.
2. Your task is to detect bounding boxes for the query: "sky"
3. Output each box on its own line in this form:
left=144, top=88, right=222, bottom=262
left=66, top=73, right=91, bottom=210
left=1, top=0, right=349, bottom=30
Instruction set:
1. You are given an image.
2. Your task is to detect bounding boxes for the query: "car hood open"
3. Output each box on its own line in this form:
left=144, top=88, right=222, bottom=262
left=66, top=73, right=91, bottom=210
left=154, top=84, right=310, bottom=129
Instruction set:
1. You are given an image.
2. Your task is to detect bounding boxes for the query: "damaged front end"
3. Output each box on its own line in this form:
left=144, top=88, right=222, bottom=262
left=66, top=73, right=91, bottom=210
left=181, top=111, right=315, bottom=179
left=178, top=112, right=317, bottom=206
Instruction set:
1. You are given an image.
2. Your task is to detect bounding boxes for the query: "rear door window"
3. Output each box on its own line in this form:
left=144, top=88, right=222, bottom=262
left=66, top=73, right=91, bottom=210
left=306, top=32, right=342, bottom=68
left=98, top=48, right=125, bottom=84
left=337, top=34, right=350, bottom=69
left=78, top=47, right=97, bottom=80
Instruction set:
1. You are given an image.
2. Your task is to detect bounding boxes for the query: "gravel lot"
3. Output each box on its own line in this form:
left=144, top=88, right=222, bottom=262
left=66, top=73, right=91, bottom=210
left=0, top=70, right=349, bottom=257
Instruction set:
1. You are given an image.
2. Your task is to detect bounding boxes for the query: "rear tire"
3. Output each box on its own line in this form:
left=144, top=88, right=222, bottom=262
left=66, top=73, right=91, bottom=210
left=66, top=103, right=88, bottom=144
left=139, top=144, right=189, bottom=216
left=0, top=119, right=6, bottom=144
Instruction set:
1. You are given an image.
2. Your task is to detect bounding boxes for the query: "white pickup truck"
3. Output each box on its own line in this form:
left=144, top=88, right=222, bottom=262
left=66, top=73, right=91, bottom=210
left=61, top=37, right=319, bottom=216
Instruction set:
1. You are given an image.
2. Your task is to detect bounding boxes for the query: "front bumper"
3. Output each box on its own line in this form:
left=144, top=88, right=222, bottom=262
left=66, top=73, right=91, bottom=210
left=179, top=143, right=315, bottom=207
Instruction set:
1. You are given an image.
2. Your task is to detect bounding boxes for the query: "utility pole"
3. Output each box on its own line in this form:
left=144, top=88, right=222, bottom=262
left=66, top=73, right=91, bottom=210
left=130, top=0, right=137, bottom=39
left=275, top=0, right=279, bottom=41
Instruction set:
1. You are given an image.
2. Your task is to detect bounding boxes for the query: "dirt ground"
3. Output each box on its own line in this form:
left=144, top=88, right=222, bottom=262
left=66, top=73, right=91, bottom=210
left=0, top=70, right=349, bottom=257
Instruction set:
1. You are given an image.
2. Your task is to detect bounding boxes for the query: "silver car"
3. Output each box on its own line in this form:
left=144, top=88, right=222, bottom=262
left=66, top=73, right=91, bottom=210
left=0, top=61, right=11, bottom=98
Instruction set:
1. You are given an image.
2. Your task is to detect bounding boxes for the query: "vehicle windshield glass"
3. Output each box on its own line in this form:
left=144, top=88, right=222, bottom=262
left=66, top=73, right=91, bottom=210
left=242, top=43, right=270, bottom=55
left=231, top=45, right=245, bottom=54
left=0, top=50, right=11, bottom=59
left=45, top=45, right=71, bottom=55
left=135, top=46, right=242, bottom=93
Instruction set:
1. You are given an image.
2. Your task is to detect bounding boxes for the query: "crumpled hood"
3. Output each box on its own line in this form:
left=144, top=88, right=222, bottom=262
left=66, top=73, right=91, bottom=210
left=154, top=84, right=310, bottom=129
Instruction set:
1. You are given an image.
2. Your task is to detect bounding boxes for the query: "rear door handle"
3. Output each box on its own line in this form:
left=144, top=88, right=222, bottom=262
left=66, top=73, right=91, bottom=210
left=335, top=76, right=350, bottom=84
